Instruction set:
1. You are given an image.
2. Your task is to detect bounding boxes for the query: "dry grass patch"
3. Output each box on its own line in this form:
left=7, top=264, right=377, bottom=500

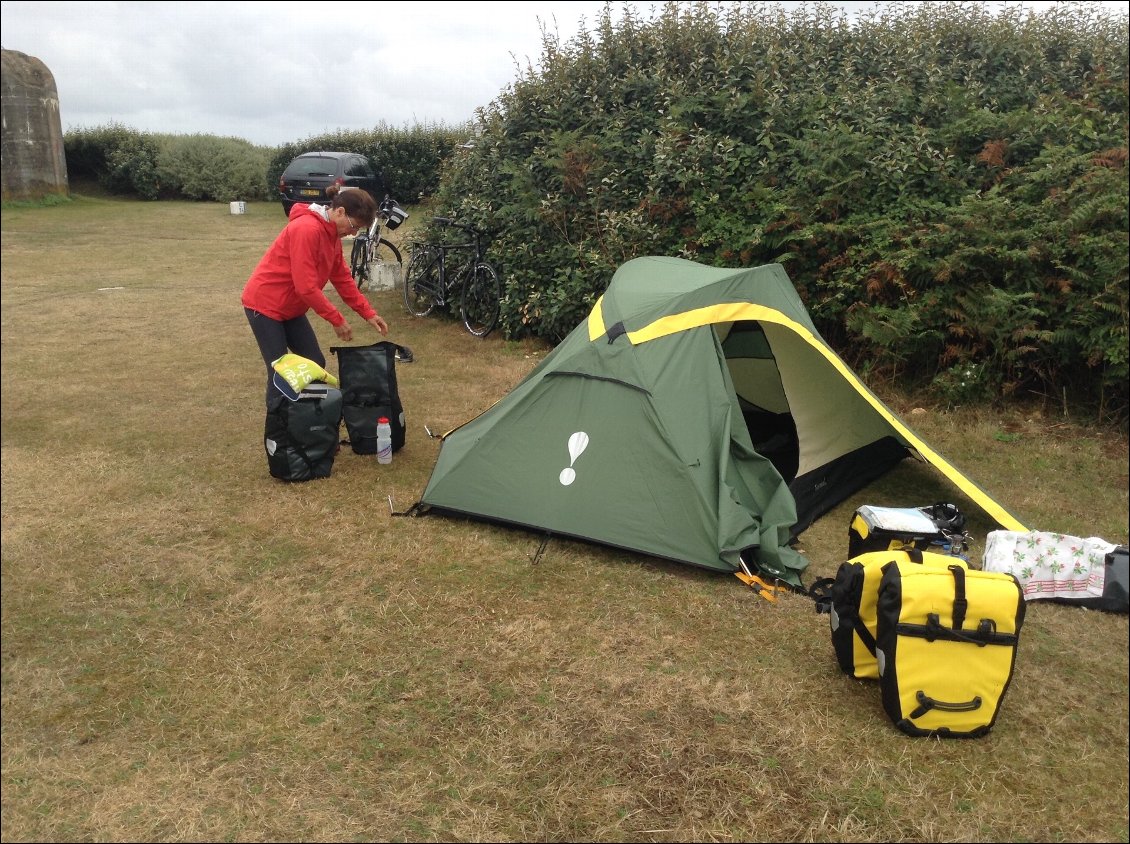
left=2, top=197, right=1127, bottom=843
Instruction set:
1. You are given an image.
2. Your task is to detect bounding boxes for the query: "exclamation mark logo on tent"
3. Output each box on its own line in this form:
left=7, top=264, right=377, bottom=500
left=559, top=431, right=589, bottom=486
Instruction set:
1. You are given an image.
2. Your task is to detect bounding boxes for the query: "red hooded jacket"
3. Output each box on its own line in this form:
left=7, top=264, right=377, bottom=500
left=241, top=203, right=376, bottom=327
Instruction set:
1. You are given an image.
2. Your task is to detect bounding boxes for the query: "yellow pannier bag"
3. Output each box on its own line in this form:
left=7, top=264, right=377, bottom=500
left=829, top=549, right=968, bottom=680
left=875, top=560, right=1025, bottom=738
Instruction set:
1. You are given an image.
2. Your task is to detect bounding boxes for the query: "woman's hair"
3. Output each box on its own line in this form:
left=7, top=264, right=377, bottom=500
left=326, top=184, right=378, bottom=226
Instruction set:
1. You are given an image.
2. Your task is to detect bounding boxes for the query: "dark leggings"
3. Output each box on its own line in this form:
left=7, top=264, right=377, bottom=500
left=245, top=307, right=325, bottom=406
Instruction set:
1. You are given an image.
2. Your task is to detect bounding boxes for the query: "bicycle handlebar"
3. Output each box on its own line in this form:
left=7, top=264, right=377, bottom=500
left=432, top=217, right=484, bottom=236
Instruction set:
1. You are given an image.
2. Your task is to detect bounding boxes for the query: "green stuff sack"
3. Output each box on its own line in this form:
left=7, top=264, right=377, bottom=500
left=875, top=561, right=1025, bottom=738
left=829, top=549, right=968, bottom=680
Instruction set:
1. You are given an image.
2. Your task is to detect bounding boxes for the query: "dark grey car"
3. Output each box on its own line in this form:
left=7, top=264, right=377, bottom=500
left=277, top=151, right=384, bottom=216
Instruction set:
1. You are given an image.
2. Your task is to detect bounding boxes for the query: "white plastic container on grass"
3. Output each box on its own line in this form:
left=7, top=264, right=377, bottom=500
left=376, top=417, right=393, bottom=464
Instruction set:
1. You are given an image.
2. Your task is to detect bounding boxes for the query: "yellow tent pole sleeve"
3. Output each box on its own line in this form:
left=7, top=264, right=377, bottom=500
left=587, top=294, right=607, bottom=341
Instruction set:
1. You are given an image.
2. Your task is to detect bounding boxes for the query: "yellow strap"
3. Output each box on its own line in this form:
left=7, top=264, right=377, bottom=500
left=735, top=572, right=780, bottom=603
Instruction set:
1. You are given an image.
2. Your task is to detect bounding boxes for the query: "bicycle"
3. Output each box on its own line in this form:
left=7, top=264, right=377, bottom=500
left=402, top=217, right=501, bottom=337
left=349, top=195, right=408, bottom=291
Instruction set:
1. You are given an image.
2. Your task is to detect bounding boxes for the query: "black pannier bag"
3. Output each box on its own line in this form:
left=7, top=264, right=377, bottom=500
left=330, top=342, right=411, bottom=455
left=264, top=385, right=343, bottom=481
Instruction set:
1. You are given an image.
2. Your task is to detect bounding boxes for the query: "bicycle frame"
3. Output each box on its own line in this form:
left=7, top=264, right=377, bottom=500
left=403, top=217, right=501, bottom=337
left=429, top=243, right=479, bottom=304
left=409, top=218, right=485, bottom=304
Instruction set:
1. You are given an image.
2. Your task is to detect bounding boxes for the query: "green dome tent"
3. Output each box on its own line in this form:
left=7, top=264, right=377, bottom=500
left=415, top=257, right=1027, bottom=587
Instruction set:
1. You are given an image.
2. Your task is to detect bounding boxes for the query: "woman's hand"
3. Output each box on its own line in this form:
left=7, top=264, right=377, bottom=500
left=333, top=321, right=354, bottom=342
left=367, top=314, right=389, bottom=335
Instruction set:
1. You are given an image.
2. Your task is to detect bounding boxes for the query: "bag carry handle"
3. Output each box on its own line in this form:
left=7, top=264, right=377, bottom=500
left=330, top=341, right=414, bottom=363
left=949, top=564, right=968, bottom=630
left=910, top=689, right=982, bottom=719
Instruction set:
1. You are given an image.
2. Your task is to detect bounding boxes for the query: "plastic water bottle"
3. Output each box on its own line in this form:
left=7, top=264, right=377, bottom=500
left=376, top=417, right=393, bottom=465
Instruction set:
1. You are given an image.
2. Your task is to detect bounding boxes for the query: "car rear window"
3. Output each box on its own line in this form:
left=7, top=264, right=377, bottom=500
left=345, top=157, right=373, bottom=178
left=285, top=157, right=339, bottom=178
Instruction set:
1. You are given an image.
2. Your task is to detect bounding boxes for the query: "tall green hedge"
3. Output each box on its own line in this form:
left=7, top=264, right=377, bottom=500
left=65, top=123, right=164, bottom=199
left=65, top=126, right=275, bottom=201
left=431, top=1, right=1129, bottom=421
left=64, top=121, right=468, bottom=205
left=157, top=134, right=274, bottom=201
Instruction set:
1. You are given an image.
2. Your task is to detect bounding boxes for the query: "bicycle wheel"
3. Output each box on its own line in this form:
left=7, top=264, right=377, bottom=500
left=349, top=235, right=372, bottom=287
left=375, top=238, right=403, bottom=266
left=353, top=237, right=403, bottom=291
left=460, top=262, right=501, bottom=337
left=404, top=246, right=441, bottom=317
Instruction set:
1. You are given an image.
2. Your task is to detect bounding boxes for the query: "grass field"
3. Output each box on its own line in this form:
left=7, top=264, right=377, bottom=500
left=1, top=196, right=1127, bottom=843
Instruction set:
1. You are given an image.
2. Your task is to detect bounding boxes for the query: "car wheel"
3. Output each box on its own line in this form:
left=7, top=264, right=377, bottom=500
left=281, top=200, right=295, bottom=216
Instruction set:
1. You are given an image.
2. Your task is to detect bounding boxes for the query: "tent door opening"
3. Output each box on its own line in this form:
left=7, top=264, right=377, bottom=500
left=720, top=320, right=799, bottom=482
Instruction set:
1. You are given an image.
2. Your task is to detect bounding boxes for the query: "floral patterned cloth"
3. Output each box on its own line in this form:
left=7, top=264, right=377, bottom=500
left=983, top=530, right=1117, bottom=601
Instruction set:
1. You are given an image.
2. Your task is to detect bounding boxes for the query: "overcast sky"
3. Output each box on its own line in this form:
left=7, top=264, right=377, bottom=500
left=1, top=1, right=1125, bottom=148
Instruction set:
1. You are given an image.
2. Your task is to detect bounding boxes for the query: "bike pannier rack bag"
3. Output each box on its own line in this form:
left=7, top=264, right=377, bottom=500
left=381, top=200, right=408, bottom=230
left=847, top=504, right=966, bottom=558
left=264, top=385, right=343, bottom=482
left=875, top=560, right=1025, bottom=738
left=330, top=341, right=411, bottom=455
left=828, top=548, right=969, bottom=680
